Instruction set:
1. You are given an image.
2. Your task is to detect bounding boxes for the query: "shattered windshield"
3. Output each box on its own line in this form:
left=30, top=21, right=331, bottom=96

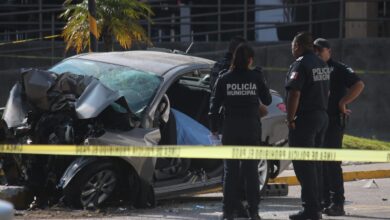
left=50, top=58, right=162, bottom=117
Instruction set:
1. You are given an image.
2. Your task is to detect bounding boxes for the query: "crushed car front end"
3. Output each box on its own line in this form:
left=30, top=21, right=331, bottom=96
left=0, top=65, right=163, bottom=209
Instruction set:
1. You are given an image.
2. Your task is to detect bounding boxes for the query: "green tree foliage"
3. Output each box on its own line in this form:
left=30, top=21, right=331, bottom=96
left=60, top=0, right=153, bottom=53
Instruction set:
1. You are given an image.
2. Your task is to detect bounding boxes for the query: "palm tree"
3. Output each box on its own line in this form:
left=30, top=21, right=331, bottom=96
left=60, top=0, right=153, bottom=53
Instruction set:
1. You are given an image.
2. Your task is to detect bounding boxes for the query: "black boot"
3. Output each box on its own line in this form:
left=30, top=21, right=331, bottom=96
left=289, top=210, right=322, bottom=220
left=321, top=200, right=331, bottom=212
left=235, top=200, right=249, bottom=218
left=221, top=212, right=234, bottom=220
left=249, top=212, right=262, bottom=220
left=323, top=203, right=345, bottom=216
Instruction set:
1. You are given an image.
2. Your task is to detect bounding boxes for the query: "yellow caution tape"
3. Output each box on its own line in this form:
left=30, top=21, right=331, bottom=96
left=0, top=34, right=61, bottom=46
left=0, top=35, right=389, bottom=75
left=0, top=54, right=63, bottom=60
left=0, top=144, right=389, bottom=162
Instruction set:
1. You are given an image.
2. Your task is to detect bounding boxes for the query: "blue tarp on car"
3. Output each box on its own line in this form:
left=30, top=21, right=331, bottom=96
left=171, top=109, right=211, bottom=145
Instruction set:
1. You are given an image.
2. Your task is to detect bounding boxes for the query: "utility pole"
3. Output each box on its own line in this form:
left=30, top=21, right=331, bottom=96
left=88, top=0, right=98, bottom=52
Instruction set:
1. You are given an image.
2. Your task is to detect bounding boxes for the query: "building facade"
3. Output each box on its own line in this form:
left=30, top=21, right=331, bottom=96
left=0, top=0, right=389, bottom=43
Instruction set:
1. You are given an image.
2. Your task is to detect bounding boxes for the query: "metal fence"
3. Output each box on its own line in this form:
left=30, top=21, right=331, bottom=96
left=0, top=0, right=389, bottom=44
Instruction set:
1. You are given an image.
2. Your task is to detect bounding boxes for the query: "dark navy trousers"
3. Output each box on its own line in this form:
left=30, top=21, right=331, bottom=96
left=323, top=115, right=345, bottom=206
left=289, top=111, right=328, bottom=214
left=221, top=116, right=261, bottom=215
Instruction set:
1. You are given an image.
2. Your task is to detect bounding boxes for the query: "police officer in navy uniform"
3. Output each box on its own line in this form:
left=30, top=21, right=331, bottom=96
left=210, top=36, right=268, bottom=219
left=285, top=32, right=330, bottom=220
left=313, top=38, right=365, bottom=216
left=209, top=43, right=272, bottom=220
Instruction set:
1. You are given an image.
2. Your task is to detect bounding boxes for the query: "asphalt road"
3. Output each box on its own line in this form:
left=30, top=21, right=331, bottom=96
left=15, top=178, right=390, bottom=219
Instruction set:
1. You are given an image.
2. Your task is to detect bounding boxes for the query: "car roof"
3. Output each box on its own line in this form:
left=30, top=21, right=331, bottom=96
left=72, top=50, right=215, bottom=76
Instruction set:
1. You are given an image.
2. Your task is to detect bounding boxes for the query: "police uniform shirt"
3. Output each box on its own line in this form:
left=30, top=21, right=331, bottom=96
left=285, top=51, right=330, bottom=115
left=327, top=59, right=361, bottom=116
left=209, top=69, right=272, bottom=132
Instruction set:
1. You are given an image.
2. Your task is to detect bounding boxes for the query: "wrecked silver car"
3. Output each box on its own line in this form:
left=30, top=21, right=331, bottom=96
left=0, top=51, right=289, bottom=209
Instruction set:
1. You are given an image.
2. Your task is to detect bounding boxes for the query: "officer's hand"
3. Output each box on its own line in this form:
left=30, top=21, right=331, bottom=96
left=339, top=102, right=352, bottom=115
left=209, top=132, right=221, bottom=146
left=287, top=121, right=296, bottom=130
left=211, top=131, right=219, bottom=136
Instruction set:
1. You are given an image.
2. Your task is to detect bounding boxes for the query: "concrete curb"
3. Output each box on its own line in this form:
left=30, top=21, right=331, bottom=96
left=270, top=169, right=390, bottom=186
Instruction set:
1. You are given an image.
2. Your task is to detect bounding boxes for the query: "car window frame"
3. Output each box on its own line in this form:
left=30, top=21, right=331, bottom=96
left=142, top=64, right=212, bottom=129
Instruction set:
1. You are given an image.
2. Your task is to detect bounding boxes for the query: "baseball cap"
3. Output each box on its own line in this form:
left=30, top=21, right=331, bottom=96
left=313, top=38, right=331, bottom=49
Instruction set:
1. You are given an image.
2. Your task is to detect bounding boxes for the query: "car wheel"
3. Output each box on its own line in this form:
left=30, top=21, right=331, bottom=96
left=258, top=159, right=270, bottom=195
left=64, top=162, right=118, bottom=209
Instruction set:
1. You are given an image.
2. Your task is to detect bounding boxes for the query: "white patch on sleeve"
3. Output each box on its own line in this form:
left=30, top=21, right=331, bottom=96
left=290, top=71, right=298, bottom=80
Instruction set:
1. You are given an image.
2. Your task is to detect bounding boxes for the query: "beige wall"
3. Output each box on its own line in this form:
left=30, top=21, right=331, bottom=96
left=345, top=2, right=378, bottom=38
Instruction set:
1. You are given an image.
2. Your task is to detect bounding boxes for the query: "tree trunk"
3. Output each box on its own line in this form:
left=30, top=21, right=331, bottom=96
left=102, top=27, right=113, bottom=52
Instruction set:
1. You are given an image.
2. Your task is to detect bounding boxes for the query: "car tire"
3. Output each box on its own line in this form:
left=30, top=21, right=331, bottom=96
left=63, top=162, right=119, bottom=209
left=258, top=159, right=270, bottom=195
